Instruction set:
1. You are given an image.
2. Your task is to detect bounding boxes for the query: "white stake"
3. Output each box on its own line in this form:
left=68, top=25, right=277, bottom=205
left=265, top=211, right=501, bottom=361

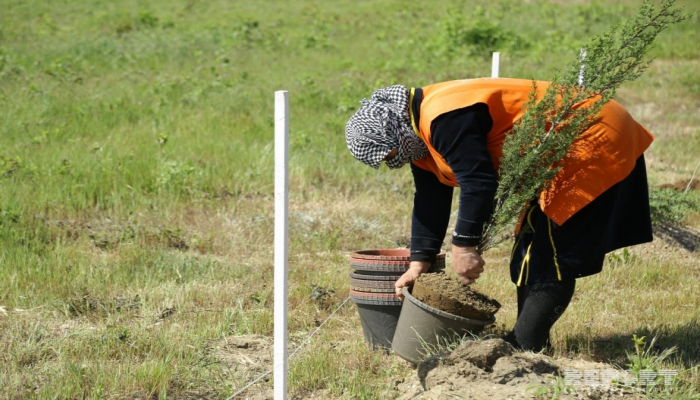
left=274, top=90, right=289, bottom=400
left=578, top=48, right=587, bottom=87
left=491, top=52, right=500, bottom=78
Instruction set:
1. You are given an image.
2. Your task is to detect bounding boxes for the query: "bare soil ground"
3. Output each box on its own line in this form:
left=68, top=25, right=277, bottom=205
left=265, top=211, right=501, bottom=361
left=396, top=339, right=647, bottom=400
left=218, top=336, right=655, bottom=400
left=215, top=336, right=334, bottom=400
left=215, top=336, right=273, bottom=399
left=658, top=179, right=700, bottom=192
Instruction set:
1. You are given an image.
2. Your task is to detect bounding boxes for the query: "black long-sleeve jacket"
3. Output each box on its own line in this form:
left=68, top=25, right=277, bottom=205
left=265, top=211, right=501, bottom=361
left=409, top=88, right=499, bottom=262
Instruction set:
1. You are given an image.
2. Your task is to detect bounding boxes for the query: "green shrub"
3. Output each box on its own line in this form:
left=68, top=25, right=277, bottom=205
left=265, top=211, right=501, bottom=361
left=430, top=7, right=529, bottom=59
left=649, top=186, right=700, bottom=226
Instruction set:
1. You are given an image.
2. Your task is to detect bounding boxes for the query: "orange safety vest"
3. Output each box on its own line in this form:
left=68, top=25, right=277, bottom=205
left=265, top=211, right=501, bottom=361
left=411, top=78, right=654, bottom=226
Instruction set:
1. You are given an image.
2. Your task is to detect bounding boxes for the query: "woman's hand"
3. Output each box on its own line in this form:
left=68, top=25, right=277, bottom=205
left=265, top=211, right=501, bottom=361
left=394, top=261, right=431, bottom=300
left=452, top=245, right=485, bottom=285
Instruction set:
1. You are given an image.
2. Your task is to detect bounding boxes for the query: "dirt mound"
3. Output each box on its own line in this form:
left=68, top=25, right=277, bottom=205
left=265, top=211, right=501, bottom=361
left=397, top=339, right=645, bottom=400
left=413, top=272, right=501, bottom=319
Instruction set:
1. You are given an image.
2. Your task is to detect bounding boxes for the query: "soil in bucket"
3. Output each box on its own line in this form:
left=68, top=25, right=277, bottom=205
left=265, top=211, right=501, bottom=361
left=412, top=272, right=501, bottom=320
left=391, top=286, right=496, bottom=364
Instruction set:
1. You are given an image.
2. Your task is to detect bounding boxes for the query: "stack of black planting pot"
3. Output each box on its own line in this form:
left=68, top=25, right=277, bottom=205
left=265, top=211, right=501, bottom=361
left=349, top=249, right=445, bottom=351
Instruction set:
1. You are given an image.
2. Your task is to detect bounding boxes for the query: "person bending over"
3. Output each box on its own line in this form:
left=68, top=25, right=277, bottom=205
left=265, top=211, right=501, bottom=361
left=344, top=78, right=653, bottom=351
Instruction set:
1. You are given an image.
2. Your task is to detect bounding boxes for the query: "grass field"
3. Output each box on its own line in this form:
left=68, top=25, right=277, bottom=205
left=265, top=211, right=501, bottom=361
left=1, top=0, right=699, bottom=398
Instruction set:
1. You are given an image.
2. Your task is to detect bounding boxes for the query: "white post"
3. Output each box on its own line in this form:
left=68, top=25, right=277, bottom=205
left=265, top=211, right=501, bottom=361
left=578, top=48, right=587, bottom=86
left=274, top=90, right=289, bottom=400
left=491, top=52, right=500, bottom=78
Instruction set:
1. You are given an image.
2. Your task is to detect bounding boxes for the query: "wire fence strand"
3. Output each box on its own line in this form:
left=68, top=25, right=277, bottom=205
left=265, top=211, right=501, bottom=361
left=225, top=296, right=351, bottom=400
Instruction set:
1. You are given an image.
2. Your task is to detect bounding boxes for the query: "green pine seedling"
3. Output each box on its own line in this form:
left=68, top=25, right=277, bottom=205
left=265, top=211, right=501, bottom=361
left=479, top=0, right=693, bottom=252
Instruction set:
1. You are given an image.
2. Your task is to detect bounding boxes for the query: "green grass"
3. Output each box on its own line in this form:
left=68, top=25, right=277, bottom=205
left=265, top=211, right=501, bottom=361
left=1, top=0, right=699, bottom=398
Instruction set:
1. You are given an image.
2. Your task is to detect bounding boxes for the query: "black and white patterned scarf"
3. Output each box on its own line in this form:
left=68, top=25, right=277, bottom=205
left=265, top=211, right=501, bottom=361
left=345, top=85, right=428, bottom=169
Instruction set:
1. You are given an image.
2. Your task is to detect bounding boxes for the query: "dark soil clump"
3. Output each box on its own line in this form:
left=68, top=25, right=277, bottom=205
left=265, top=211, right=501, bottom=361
left=412, top=272, right=501, bottom=319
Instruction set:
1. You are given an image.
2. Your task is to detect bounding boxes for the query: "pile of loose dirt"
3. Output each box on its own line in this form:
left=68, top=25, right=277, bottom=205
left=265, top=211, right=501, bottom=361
left=412, top=272, right=501, bottom=319
left=397, top=339, right=646, bottom=400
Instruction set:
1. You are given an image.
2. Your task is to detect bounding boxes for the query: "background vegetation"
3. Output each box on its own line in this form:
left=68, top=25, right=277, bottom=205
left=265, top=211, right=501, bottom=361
left=0, top=0, right=698, bottom=398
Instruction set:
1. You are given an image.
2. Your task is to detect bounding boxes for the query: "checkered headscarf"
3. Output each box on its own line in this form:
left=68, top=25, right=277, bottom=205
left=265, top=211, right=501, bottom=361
left=345, top=85, right=428, bottom=169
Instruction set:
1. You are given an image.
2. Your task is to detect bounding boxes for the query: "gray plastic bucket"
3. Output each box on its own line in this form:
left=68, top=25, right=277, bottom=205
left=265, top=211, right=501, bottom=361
left=392, top=287, right=496, bottom=364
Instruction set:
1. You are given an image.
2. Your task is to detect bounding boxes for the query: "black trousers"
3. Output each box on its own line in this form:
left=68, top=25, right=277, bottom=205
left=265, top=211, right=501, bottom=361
left=509, top=155, right=653, bottom=285
left=505, top=155, right=653, bottom=351
left=504, top=280, right=576, bottom=351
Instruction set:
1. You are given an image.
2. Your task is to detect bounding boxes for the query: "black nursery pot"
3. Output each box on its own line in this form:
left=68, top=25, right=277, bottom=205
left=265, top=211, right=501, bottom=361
left=352, top=295, right=403, bottom=352
left=349, top=249, right=445, bottom=351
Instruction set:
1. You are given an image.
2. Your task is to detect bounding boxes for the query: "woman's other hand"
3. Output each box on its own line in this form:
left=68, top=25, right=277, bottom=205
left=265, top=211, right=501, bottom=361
left=452, top=245, right=485, bottom=285
left=394, top=261, right=431, bottom=300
